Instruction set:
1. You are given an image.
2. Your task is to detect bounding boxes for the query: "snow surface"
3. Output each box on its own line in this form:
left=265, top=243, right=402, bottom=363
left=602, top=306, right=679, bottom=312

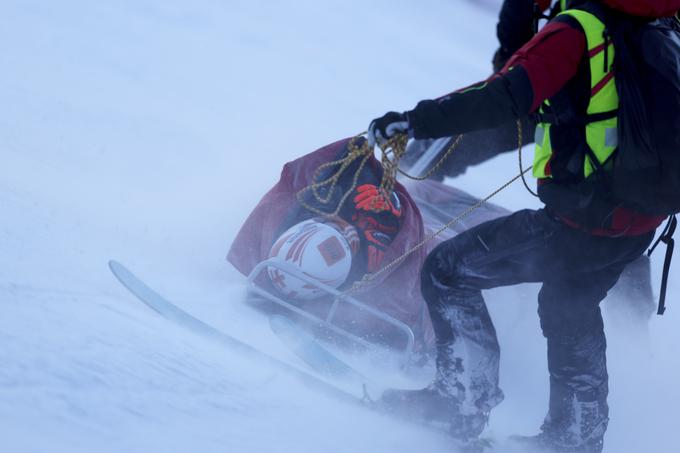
left=1, top=0, right=678, bottom=452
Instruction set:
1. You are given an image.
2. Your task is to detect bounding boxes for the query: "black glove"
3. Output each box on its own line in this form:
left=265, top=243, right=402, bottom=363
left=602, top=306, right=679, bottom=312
left=367, top=111, right=410, bottom=147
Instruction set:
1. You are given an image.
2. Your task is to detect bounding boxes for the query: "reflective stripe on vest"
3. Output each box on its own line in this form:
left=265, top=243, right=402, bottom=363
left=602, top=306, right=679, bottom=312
left=533, top=9, right=619, bottom=179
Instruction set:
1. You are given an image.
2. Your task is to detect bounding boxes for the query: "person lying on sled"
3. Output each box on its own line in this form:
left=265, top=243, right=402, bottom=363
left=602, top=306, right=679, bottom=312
left=227, top=136, right=512, bottom=358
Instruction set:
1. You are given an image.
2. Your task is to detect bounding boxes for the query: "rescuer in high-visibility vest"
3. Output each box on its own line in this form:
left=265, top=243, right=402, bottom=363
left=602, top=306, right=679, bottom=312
left=366, top=0, right=680, bottom=451
left=405, top=0, right=658, bottom=332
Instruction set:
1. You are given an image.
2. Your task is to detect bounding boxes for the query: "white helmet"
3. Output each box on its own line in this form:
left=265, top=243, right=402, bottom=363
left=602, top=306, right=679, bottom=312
left=268, top=217, right=359, bottom=300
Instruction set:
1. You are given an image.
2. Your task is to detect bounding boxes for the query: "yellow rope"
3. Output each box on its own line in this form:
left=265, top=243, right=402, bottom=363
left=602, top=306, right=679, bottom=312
left=397, top=134, right=464, bottom=181
left=296, top=136, right=374, bottom=217
left=294, top=119, right=533, bottom=294
left=296, top=133, right=465, bottom=216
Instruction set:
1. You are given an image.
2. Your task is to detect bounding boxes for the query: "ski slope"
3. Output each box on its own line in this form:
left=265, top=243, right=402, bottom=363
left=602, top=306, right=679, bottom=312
left=1, top=1, right=678, bottom=452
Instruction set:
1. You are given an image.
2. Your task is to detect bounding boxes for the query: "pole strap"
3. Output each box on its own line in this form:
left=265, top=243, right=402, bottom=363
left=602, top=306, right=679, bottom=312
left=648, top=215, right=677, bottom=315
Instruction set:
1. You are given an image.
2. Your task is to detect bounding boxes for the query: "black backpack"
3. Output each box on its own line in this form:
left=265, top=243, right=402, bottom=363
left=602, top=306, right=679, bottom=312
left=583, top=5, right=680, bottom=314
left=606, top=13, right=680, bottom=216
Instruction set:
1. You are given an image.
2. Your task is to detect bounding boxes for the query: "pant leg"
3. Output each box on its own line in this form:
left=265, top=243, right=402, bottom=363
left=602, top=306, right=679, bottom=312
left=420, top=208, right=655, bottom=447
left=421, top=209, right=560, bottom=417
left=538, top=272, right=617, bottom=451
left=536, top=229, right=655, bottom=451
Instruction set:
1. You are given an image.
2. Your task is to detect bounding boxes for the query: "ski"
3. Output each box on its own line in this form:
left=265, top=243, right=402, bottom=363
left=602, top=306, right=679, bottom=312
left=108, top=260, right=493, bottom=452
left=108, top=260, right=369, bottom=403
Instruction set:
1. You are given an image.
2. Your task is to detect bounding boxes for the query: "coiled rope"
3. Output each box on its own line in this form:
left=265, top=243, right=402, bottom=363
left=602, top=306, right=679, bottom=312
left=295, top=120, right=533, bottom=293
left=295, top=133, right=463, bottom=217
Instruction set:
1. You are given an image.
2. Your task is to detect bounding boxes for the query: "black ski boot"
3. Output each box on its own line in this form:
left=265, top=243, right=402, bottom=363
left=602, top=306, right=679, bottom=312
left=378, top=383, right=488, bottom=443
left=513, top=382, right=608, bottom=453
left=379, top=383, right=458, bottom=423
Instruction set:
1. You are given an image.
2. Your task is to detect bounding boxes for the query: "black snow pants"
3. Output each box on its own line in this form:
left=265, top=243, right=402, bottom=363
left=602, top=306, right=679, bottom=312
left=421, top=208, right=655, bottom=449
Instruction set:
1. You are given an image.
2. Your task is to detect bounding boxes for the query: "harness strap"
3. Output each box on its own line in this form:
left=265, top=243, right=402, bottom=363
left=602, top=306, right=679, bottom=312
left=533, top=1, right=564, bottom=34
left=584, top=145, right=606, bottom=174
left=586, top=109, right=619, bottom=123
left=532, top=109, right=618, bottom=126
left=648, top=215, right=677, bottom=315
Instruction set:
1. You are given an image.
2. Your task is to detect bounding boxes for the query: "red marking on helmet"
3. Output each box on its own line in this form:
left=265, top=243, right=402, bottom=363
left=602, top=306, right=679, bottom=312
left=317, top=236, right=346, bottom=266
left=270, top=233, right=293, bottom=258
left=286, top=226, right=317, bottom=263
left=270, top=269, right=285, bottom=287
left=291, top=228, right=316, bottom=264
left=326, top=218, right=359, bottom=255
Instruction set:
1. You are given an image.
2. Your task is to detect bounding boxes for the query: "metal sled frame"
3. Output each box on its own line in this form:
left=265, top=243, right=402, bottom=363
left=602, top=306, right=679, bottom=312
left=404, top=136, right=451, bottom=178
left=247, top=258, right=416, bottom=365
left=245, top=139, right=452, bottom=366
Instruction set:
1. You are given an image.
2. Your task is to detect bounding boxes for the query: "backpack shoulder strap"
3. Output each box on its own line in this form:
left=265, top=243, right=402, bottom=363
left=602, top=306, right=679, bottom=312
left=558, top=7, right=620, bottom=174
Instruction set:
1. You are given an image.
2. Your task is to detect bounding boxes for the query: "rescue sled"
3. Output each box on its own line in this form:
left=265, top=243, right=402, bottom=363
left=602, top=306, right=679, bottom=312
left=228, top=136, right=511, bottom=369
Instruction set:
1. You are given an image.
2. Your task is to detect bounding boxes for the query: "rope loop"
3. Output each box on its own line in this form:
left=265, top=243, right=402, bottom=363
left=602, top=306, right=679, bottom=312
left=296, top=132, right=465, bottom=216
left=292, top=121, right=533, bottom=294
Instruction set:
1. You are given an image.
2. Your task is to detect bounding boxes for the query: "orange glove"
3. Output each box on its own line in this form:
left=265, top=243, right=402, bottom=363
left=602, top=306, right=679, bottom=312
left=352, top=185, right=403, bottom=273
left=353, top=184, right=402, bottom=218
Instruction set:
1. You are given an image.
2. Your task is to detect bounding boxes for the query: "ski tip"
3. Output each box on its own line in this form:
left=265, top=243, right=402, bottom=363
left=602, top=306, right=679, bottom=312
left=108, top=260, right=125, bottom=278
left=108, top=260, right=132, bottom=285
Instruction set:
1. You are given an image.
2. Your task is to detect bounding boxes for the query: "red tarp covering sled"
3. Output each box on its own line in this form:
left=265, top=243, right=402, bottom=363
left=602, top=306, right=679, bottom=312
left=227, top=138, right=510, bottom=354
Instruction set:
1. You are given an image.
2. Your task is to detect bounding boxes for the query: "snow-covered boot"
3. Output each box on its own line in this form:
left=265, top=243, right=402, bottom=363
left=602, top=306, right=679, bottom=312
left=508, top=383, right=607, bottom=453
left=536, top=382, right=608, bottom=452
left=378, top=382, right=488, bottom=441
left=379, top=383, right=458, bottom=423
